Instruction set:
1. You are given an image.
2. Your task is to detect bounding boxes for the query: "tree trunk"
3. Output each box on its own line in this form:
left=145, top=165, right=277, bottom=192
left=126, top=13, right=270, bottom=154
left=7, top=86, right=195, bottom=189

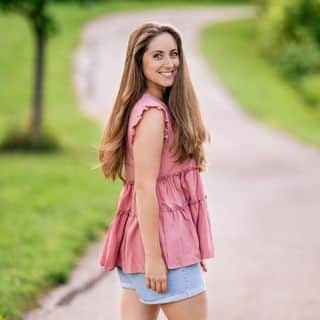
left=28, top=24, right=46, bottom=144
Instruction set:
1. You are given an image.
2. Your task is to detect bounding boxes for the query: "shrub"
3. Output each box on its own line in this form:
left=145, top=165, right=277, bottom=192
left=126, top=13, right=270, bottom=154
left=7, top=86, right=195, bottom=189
left=299, top=74, right=320, bottom=107
left=277, top=39, right=320, bottom=79
left=257, top=0, right=320, bottom=76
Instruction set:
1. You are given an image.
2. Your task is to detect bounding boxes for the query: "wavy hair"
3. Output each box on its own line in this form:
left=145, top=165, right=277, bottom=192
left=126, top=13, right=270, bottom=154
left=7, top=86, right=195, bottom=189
left=97, top=22, right=211, bottom=183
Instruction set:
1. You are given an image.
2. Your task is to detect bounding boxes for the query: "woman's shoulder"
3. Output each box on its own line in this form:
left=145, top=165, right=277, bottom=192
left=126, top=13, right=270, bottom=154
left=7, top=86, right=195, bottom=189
left=128, top=92, right=170, bottom=145
left=132, top=92, right=167, bottom=114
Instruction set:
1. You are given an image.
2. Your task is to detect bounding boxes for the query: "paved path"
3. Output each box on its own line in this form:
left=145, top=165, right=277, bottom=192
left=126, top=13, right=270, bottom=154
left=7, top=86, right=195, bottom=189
left=23, top=5, right=320, bottom=320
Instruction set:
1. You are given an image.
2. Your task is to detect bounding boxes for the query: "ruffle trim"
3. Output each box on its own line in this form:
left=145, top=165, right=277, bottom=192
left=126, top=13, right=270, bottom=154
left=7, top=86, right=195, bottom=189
left=99, top=192, right=215, bottom=272
left=99, top=164, right=215, bottom=272
left=130, top=104, right=169, bottom=145
left=116, top=193, right=208, bottom=216
left=126, top=165, right=200, bottom=185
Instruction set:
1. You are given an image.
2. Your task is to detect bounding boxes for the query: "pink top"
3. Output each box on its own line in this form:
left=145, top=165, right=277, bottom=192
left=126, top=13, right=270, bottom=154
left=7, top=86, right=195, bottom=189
left=99, top=91, right=215, bottom=273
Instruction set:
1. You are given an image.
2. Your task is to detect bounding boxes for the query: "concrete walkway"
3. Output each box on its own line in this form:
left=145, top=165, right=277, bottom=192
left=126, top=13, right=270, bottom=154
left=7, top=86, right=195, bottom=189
left=23, top=5, right=320, bottom=320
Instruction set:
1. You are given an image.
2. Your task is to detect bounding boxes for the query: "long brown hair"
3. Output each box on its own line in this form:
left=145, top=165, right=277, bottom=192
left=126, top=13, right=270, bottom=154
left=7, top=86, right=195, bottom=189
left=97, top=22, right=211, bottom=183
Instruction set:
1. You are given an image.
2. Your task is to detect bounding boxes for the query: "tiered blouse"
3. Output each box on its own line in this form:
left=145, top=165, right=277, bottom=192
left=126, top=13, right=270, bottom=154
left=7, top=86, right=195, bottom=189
left=100, top=92, right=215, bottom=273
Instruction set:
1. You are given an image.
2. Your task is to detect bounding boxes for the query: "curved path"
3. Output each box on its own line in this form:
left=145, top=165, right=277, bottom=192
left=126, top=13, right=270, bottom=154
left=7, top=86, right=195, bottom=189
left=24, top=5, right=320, bottom=320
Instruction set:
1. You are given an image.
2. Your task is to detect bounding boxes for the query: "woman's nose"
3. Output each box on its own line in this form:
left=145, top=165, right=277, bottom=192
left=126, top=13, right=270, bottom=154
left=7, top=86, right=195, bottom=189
left=163, top=56, right=174, bottom=67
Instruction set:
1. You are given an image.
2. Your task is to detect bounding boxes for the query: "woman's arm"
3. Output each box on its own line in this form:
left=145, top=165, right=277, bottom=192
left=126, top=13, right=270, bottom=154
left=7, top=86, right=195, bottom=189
left=132, top=107, right=165, bottom=258
left=132, top=107, right=168, bottom=293
left=135, top=182, right=162, bottom=258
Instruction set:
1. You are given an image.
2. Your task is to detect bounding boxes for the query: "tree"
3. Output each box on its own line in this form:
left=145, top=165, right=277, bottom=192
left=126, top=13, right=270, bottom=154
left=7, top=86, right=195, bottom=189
left=0, top=0, right=56, bottom=145
left=0, top=0, right=90, bottom=147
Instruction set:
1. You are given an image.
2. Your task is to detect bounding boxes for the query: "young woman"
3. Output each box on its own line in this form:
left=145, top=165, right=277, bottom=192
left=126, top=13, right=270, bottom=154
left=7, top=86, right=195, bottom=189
left=98, top=22, right=215, bottom=320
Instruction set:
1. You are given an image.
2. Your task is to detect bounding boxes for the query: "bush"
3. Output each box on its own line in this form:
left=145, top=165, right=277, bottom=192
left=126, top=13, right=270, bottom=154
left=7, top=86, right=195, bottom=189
left=277, top=39, right=320, bottom=79
left=257, top=0, right=320, bottom=77
left=256, top=0, right=320, bottom=107
left=299, top=74, right=320, bottom=106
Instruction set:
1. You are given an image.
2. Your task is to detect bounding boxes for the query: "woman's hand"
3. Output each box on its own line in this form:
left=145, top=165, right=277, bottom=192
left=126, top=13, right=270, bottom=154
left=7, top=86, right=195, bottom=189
left=145, top=255, right=168, bottom=294
left=200, top=259, right=208, bottom=272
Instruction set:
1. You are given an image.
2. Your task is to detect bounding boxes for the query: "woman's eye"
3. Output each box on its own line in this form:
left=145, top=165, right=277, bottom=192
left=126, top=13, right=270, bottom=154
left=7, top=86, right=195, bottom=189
left=153, top=52, right=178, bottom=59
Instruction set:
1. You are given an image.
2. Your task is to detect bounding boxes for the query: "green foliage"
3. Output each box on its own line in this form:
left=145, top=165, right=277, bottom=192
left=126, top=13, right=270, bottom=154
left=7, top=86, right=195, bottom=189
left=0, top=0, right=54, bottom=37
left=0, top=0, right=95, bottom=36
left=259, top=0, right=320, bottom=77
left=299, top=74, right=320, bottom=106
left=256, top=0, right=320, bottom=105
left=283, top=0, right=320, bottom=44
left=276, top=39, right=320, bottom=78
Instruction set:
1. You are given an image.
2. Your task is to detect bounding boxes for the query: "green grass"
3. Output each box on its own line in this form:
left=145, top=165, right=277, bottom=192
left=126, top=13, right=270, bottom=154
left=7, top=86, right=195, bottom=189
left=0, top=1, right=252, bottom=319
left=201, top=18, right=320, bottom=147
left=0, top=5, right=123, bottom=320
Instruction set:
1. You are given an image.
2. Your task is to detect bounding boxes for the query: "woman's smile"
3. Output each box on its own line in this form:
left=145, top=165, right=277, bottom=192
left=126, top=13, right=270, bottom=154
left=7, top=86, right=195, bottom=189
left=159, top=70, right=175, bottom=79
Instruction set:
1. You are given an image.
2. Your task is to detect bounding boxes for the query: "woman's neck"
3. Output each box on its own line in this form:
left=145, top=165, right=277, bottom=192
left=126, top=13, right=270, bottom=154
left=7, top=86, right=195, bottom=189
left=145, top=88, right=165, bottom=102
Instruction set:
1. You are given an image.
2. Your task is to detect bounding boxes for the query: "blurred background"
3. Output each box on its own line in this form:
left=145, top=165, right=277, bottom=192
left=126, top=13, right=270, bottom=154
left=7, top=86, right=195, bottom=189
left=0, top=0, right=319, bottom=319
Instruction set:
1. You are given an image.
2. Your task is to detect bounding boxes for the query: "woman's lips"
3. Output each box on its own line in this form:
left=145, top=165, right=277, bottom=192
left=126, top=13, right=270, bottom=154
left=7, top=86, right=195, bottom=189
left=159, top=71, right=174, bottom=78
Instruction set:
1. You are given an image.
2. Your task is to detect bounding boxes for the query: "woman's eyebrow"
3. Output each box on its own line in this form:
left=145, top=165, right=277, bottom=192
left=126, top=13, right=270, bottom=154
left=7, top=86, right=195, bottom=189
left=151, top=49, right=178, bottom=53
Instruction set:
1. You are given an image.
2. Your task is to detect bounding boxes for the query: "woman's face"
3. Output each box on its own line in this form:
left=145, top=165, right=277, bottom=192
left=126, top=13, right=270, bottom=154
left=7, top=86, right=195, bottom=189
left=142, top=32, right=180, bottom=96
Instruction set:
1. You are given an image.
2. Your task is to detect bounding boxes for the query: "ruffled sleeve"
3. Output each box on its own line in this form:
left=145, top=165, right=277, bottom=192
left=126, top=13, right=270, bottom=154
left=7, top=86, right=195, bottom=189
left=130, top=104, right=169, bottom=145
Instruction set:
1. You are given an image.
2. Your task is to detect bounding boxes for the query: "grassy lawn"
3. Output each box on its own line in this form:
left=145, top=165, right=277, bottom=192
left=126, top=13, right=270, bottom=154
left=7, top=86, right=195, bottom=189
left=201, top=18, right=320, bottom=148
left=0, top=1, right=252, bottom=319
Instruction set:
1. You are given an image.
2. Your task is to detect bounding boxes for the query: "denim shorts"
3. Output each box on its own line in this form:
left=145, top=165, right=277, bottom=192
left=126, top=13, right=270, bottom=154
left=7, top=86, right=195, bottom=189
left=116, top=262, right=206, bottom=304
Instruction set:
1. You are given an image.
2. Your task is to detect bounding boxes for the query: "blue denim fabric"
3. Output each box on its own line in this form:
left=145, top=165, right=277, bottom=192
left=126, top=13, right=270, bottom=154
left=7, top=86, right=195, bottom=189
left=116, top=262, right=206, bottom=304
